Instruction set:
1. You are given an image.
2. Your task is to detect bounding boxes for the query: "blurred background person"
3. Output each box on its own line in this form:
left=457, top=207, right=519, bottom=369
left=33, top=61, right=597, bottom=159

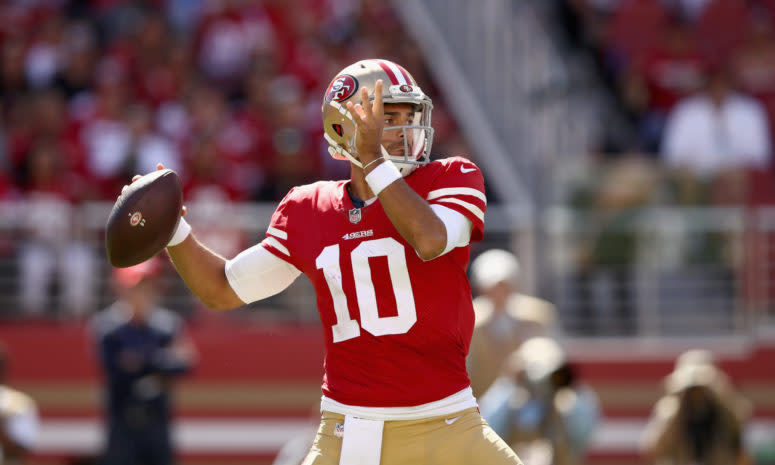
left=479, top=337, right=600, bottom=465
left=17, top=138, right=96, bottom=320
left=90, top=257, right=197, bottom=465
left=0, top=342, right=39, bottom=465
left=661, top=63, right=771, bottom=206
left=467, top=249, right=559, bottom=398
left=618, top=14, right=707, bottom=153
left=641, top=348, right=751, bottom=465
left=570, top=155, right=658, bottom=335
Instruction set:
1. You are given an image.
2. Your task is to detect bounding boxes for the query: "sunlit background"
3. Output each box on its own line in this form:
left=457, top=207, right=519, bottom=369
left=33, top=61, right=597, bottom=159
left=0, top=0, right=774, bottom=464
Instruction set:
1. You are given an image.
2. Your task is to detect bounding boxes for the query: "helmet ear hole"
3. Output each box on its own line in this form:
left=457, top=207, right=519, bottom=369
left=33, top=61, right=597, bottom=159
left=332, top=124, right=344, bottom=137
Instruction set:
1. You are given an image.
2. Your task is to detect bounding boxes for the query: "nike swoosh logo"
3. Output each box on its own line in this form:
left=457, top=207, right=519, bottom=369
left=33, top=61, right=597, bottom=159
left=444, top=416, right=462, bottom=425
left=460, top=166, right=476, bottom=173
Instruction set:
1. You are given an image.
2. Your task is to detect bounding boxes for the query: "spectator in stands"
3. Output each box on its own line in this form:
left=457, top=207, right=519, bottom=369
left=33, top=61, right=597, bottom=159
left=78, top=58, right=133, bottom=199
left=731, top=13, right=775, bottom=103
left=18, top=139, right=97, bottom=319
left=180, top=135, right=250, bottom=304
left=263, top=75, right=323, bottom=199
left=621, top=15, right=706, bottom=151
left=52, top=20, right=97, bottom=102
left=126, top=13, right=176, bottom=105
left=731, top=12, right=775, bottom=139
left=671, top=0, right=713, bottom=22
left=0, top=0, right=462, bottom=324
left=195, top=0, right=276, bottom=95
left=603, top=0, right=670, bottom=76
left=26, top=90, right=87, bottom=179
left=0, top=35, right=29, bottom=98
left=641, top=348, right=751, bottom=465
left=467, top=249, right=558, bottom=398
left=24, top=14, right=64, bottom=91
left=661, top=63, right=771, bottom=205
left=660, top=63, right=771, bottom=271
left=185, top=81, right=268, bottom=199
left=123, top=103, right=181, bottom=179
left=693, top=0, right=749, bottom=64
left=91, top=258, right=196, bottom=465
left=479, top=337, right=600, bottom=465
left=574, top=156, right=657, bottom=335
left=0, top=342, right=39, bottom=465
left=0, top=159, right=17, bottom=261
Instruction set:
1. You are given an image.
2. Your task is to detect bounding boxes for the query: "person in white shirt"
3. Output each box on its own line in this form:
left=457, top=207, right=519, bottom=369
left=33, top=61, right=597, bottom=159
left=661, top=64, right=771, bottom=204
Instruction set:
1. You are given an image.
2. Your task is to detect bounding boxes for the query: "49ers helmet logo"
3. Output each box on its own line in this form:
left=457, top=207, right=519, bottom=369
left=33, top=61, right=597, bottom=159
left=325, top=75, right=358, bottom=103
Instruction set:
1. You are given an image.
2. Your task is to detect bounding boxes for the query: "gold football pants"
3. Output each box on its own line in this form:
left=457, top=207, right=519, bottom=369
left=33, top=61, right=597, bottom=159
left=303, top=407, right=522, bottom=465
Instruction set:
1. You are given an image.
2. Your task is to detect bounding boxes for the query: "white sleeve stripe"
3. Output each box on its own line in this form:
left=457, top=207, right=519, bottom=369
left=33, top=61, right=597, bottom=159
left=264, top=236, right=290, bottom=256
left=267, top=226, right=288, bottom=240
left=434, top=198, right=485, bottom=221
left=426, top=187, right=487, bottom=204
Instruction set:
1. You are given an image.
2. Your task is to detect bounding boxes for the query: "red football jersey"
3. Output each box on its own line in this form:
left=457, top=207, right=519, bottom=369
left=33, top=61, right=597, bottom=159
left=261, top=156, right=487, bottom=407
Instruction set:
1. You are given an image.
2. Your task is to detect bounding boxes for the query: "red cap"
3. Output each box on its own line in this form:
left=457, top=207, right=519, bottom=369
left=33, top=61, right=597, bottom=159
left=113, top=256, right=163, bottom=288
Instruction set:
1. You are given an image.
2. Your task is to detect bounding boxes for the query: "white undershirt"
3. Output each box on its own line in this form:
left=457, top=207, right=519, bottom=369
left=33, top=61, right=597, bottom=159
left=321, top=386, right=478, bottom=421
left=224, top=204, right=472, bottom=304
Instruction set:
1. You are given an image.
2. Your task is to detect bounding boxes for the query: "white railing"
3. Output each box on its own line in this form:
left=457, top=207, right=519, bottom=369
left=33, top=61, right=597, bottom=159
left=395, top=0, right=610, bottom=201
left=545, top=205, right=775, bottom=336
left=392, top=0, right=532, bottom=208
left=2, top=201, right=773, bottom=337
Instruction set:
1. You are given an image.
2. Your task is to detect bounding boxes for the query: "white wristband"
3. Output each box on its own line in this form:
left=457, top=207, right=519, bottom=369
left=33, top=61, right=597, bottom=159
left=167, top=217, right=191, bottom=247
left=365, top=161, right=401, bottom=195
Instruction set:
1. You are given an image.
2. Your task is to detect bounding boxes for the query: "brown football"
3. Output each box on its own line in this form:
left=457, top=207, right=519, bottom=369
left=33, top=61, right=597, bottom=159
left=105, top=169, right=182, bottom=268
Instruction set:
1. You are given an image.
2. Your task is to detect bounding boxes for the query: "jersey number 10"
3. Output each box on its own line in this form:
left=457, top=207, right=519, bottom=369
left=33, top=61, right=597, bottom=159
left=316, top=237, right=417, bottom=343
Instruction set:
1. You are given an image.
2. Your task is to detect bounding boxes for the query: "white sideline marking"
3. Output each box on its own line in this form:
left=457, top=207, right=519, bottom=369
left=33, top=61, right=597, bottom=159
left=36, top=418, right=775, bottom=455
left=38, top=418, right=315, bottom=454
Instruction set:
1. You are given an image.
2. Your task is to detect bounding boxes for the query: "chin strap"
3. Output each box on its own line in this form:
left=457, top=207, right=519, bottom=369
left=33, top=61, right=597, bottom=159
left=394, top=162, right=418, bottom=177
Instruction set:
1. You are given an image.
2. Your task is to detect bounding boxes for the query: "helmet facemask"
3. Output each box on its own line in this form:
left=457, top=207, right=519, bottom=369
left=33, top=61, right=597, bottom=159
left=379, top=99, right=434, bottom=177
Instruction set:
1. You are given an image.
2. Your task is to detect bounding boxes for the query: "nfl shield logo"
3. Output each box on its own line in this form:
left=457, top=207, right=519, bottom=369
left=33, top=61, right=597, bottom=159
left=349, top=208, right=362, bottom=224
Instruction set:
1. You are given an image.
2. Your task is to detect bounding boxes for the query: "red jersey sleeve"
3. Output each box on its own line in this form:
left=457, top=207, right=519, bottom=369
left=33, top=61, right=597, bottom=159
left=261, top=187, right=304, bottom=269
left=426, top=157, right=487, bottom=241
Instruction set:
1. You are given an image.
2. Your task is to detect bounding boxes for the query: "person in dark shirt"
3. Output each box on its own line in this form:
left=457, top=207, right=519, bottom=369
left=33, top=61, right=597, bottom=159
left=91, top=257, right=196, bottom=465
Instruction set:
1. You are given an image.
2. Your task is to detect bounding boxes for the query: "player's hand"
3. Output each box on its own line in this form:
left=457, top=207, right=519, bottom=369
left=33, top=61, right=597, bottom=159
left=346, top=79, right=384, bottom=168
left=121, top=163, right=187, bottom=217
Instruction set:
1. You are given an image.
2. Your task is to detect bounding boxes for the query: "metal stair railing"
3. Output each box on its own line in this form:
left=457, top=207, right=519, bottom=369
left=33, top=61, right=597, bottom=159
left=393, top=0, right=610, bottom=205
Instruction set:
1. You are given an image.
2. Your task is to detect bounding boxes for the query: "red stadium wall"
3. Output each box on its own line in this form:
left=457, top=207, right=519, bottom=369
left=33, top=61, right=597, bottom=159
left=0, top=321, right=773, bottom=465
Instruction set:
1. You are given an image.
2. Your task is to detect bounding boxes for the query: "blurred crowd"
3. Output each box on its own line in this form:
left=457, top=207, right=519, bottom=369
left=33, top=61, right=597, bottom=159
left=552, top=0, right=775, bottom=335
left=562, top=0, right=775, bottom=207
left=4, top=0, right=774, bottom=330
left=0, top=0, right=467, bottom=203
left=0, top=0, right=469, bottom=319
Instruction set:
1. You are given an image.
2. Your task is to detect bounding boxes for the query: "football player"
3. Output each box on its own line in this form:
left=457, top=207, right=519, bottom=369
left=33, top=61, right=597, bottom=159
left=144, top=59, right=522, bottom=464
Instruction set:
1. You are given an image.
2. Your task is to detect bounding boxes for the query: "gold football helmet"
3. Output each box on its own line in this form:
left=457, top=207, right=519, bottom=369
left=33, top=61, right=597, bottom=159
left=322, top=59, right=434, bottom=177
